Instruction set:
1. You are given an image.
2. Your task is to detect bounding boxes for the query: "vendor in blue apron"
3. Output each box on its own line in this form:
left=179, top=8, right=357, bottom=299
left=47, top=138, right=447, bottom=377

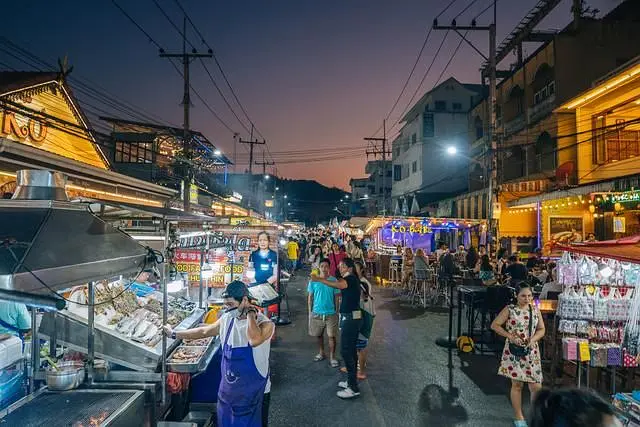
left=0, top=301, right=31, bottom=347
left=248, top=231, right=278, bottom=287
left=163, top=280, right=275, bottom=427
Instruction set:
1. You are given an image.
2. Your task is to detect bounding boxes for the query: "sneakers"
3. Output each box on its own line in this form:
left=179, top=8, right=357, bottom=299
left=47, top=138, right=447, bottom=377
left=337, top=387, right=360, bottom=399
left=513, top=420, right=528, bottom=427
left=330, top=359, right=339, bottom=368
left=338, top=381, right=349, bottom=389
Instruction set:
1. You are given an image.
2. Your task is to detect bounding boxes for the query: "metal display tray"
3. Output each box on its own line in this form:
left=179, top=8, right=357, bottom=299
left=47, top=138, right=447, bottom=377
left=167, top=339, right=219, bottom=374
left=39, top=308, right=205, bottom=372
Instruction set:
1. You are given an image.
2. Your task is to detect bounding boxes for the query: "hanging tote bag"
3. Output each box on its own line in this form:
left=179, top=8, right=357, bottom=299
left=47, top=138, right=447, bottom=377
left=608, top=288, right=633, bottom=322
left=578, top=340, right=591, bottom=362
left=562, top=337, right=578, bottom=361
left=608, top=345, right=622, bottom=367
left=577, top=287, right=595, bottom=320
left=558, top=251, right=577, bottom=286
left=593, top=287, right=609, bottom=322
left=358, top=281, right=376, bottom=340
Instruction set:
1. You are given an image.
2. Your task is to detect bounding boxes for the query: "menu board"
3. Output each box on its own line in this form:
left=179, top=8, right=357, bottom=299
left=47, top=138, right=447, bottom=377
left=176, top=225, right=279, bottom=288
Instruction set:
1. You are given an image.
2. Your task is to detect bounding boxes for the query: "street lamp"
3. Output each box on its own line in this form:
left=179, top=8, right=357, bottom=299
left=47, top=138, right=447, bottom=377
left=364, top=194, right=369, bottom=199
left=446, top=146, right=457, bottom=155
left=214, top=149, right=221, bottom=156
left=275, top=186, right=279, bottom=191
left=284, top=194, right=288, bottom=199
left=264, top=174, right=270, bottom=180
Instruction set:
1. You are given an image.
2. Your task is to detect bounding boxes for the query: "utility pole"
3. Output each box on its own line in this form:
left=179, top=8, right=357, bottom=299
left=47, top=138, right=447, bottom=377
left=433, top=0, right=498, bottom=248
left=255, top=150, right=275, bottom=175
left=239, top=136, right=265, bottom=174
left=160, top=17, right=212, bottom=212
left=365, top=120, right=391, bottom=216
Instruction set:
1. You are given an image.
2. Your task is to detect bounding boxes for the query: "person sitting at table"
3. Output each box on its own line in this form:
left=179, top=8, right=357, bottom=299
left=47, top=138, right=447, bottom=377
left=539, top=267, right=562, bottom=299
left=496, top=248, right=508, bottom=276
left=414, top=248, right=429, bottom=271
left=465, top=246, right=479, bottom=270
left=505, top=255, right=528, bottom=283
left=401, top=247, right=415, bottom=287
left=474, top=255, right=496, bottom=284
left=530, top=265, right=548, bottom=285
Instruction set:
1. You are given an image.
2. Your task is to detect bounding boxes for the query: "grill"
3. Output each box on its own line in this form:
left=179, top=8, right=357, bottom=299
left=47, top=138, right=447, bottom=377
left=0, top=390, right=137, bottom=427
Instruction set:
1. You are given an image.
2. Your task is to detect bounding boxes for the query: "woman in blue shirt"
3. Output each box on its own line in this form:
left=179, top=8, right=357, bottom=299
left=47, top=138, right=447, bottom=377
left=249, top=231, right=278, bottom=286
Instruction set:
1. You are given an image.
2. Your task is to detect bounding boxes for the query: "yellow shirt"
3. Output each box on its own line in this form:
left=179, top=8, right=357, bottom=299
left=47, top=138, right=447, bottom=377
left=287, top=241, right=299, bottom=260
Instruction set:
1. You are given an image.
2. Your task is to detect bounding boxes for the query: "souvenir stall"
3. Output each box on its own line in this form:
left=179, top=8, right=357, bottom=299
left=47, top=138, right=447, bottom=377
left=553, top=236, right=640, bottom=404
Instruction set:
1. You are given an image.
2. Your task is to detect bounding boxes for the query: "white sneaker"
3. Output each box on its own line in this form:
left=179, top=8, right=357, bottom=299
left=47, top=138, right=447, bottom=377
left=338, top=381, right=349, bottom=389
left=337, top=387, right=360, bottom=399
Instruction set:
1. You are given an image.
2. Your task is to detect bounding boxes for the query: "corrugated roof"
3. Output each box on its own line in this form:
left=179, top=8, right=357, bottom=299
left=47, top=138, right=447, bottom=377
left=0, top=71, right=60, bottom=95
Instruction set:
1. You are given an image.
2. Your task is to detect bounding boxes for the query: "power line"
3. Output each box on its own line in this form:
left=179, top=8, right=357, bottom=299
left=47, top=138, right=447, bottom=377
left=454, top=0, right=481, bottom=19
left=387, top=30, right=451, bottom=135
left=110, top=0, right=163, bottom=50
left=371, top=0, right=459, bottom=138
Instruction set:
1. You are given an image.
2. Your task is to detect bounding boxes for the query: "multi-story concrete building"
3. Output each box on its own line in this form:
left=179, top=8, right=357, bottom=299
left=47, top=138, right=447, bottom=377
left=443, top=0, right=640, bottom=252
left=391, top=77, right=484, bottom=216
left=349, top=160, right=391, bottom=216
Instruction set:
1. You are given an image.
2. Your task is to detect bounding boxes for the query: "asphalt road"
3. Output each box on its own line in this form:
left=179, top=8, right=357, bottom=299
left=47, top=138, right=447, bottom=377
left=268, top=271, right=519, bottom=427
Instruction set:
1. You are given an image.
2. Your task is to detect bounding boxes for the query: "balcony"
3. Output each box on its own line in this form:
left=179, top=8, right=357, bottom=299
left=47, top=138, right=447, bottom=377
left=527, top=93, right=556, bottom=125
left=503, top=115, right=526, bottom=136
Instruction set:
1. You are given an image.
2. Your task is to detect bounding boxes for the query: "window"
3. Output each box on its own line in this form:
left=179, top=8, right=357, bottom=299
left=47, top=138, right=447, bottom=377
left=548, top=81, right=555, bottom=96
left=394, top=165, right=402, bottom=181
left=452, top=102, right=462, bottom=111
left=115, top=142, right=153, bottom=164
left=435, top=101, right=446, bottom=111
left=474, top=116, right=483, bottom=140
left=423, top=113, right=434, bottom=137
left=595, top=117, right=640, bottom=164
left=411, top=133, right=417, bottom=145
left=386, top=170, right=392, bottom=177
left=412, top=161, right=417, bottom=173
left=474, top=195, right=479, bottom=218
left=394, top=147, right=400, bottom=158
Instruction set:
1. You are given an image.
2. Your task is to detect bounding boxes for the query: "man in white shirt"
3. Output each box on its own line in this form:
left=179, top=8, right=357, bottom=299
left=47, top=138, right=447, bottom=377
left=164, top=281, right=274, bottom=427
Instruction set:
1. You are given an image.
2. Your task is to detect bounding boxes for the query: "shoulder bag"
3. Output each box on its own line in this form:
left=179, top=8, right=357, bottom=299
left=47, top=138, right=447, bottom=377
left=509, top=304, right=533, bottom=358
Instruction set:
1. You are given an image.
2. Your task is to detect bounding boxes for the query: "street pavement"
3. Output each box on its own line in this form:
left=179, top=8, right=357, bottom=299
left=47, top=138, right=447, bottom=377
left=268, top=270, right=520, bottom=427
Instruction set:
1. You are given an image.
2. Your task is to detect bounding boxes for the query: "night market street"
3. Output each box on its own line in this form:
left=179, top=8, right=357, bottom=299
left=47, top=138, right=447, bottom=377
left=269, top=269, right=515, bottom=427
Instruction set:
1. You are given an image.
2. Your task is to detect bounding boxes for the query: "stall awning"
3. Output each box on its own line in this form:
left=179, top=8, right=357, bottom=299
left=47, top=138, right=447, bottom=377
left=557, top=235, right=640, bottom=263
left=75, top=198, right=215, bottom=222
left=507, top=181, right=615, bottom=207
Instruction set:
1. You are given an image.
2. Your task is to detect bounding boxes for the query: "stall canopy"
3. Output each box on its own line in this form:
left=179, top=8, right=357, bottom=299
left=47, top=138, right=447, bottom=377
left=0, top=170, right=149, bottom=296
left=557, top=235, right=640, bottom=263
left=77, top=198, right=216, bottom=222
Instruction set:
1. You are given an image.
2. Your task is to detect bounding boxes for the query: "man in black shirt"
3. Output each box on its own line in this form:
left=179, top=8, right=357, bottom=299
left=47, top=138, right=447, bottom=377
left=311, top=257, right=362, bottom=399
left=505, top=255, right=528, bottom=282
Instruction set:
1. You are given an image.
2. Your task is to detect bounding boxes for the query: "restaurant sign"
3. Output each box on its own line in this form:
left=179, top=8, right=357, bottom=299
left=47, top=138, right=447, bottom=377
left=1, top=111, right=47, bottom=144
left=610, top=191, right=640, bottom=203
left=391, top=223, right=432, bottom=234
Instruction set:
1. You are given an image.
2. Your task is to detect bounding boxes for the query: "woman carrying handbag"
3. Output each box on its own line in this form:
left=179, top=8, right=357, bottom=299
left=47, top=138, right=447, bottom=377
left=491, top=283, right=546, bottom=427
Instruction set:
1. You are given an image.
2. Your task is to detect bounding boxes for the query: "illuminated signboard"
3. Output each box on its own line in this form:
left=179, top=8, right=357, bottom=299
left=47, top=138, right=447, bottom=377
left=265, top=199, right=274, bottom=208
left=390, top=224, right=432, bottom=234
left=610, top=191, right=640, bottom=203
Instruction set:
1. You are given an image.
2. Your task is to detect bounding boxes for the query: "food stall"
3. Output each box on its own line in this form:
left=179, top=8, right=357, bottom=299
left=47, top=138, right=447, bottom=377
left=0, top=170, right=158, bottom=425
left=552, top=236, right=640, bottom=396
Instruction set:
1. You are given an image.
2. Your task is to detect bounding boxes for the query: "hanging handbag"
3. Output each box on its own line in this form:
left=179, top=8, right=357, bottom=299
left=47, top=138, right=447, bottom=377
left=623, top=349, right=638, bottom=368
left=593, top=288, right=609, bottom=322
left=608, top=288, right=633, bottom=322
left=608, top=345, right=622, bottom=366
left=578, top=340, right=591, bottom=362
left=508, top=305, right=533, bottom=358
left=563, top=337, right=578, bottom=361
left=577, top=287, right=595, bottom=320
left=558, top=251, right=577, bottom=286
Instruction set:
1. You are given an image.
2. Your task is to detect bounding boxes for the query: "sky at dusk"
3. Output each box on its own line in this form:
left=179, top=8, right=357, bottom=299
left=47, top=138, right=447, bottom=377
left=1, top=0, right=624, bottom=189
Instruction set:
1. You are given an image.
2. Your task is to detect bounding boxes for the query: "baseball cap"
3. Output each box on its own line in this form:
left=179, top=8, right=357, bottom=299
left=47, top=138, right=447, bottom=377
left=221, top=280, right=250, bottom=301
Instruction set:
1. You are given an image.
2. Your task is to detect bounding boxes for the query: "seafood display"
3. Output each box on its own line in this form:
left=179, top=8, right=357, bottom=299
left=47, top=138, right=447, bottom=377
left=183, top=337, right=212, bottom=347
left=169, top=347, right=204, bottom=364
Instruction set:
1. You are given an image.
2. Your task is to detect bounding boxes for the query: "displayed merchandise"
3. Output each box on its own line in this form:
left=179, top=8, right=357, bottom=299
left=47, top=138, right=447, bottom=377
left=612, top=393, right=640, bottom=426
left=556, top=250, right=639, bottom=369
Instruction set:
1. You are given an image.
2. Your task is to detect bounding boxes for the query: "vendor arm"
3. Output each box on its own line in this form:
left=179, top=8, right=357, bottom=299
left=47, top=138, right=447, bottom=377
left=247, top=311, right=274, bottom=347
left=164, top=317, right=221, bottom=340
left=310, top=274, right=347, bottom=290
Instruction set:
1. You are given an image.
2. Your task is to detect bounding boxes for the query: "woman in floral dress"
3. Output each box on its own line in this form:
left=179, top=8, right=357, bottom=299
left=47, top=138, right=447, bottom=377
left=491, top=283, right=546, bottom=427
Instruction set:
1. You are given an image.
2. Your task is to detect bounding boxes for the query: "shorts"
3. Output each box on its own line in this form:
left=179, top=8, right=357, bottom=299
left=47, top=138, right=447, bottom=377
left=309, top=313, right=339, bottom=338
left=356, top=338, right=368, bottom=350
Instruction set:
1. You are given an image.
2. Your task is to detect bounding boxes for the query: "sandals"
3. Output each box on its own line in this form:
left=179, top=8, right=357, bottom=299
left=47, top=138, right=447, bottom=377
left=313, top=354, right=326, bottom=362
left=330, top=359, right=339, bottom=368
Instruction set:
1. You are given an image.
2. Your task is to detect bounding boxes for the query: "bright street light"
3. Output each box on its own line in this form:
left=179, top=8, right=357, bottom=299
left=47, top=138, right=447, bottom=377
left=364, top=194, right=369, bottom=199
left=275, top=186, right=280, bottom=191
left=287, top=202, right=291, bottom=206
left=446, top=146, right=457, bottom=155
left=214, top=149, right=222, bottom=156
left=284, top=194, right=288, bottom=199
left=264, top=174, right=270, bottom=180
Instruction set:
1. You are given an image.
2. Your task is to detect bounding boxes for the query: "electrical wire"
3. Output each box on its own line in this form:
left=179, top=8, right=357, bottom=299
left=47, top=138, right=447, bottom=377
left=110, top=0, right=163, bottom=50
left=370, top=0, right=459, bottom=138
left=386, top=30, right=451, bottom=135
left=454, top=0, right=481, bottom=20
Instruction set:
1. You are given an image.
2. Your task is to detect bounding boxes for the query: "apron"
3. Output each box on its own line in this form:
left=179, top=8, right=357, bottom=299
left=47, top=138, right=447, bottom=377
left=217, top=317, right=268, bottom=427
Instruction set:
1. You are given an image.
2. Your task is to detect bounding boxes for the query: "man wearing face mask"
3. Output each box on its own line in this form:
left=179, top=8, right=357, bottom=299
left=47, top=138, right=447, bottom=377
left=163, top=280, right=275, bottom=427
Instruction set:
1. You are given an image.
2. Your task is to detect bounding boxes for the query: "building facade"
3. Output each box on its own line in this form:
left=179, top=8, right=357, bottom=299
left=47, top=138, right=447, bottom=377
left=391, top=77, right=484, bottom=216
left=348, top=160, right=391, bottom=216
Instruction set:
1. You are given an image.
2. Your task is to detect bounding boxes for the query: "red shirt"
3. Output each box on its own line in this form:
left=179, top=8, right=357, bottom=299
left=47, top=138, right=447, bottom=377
left=328, top=251, right=346, bottom=277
